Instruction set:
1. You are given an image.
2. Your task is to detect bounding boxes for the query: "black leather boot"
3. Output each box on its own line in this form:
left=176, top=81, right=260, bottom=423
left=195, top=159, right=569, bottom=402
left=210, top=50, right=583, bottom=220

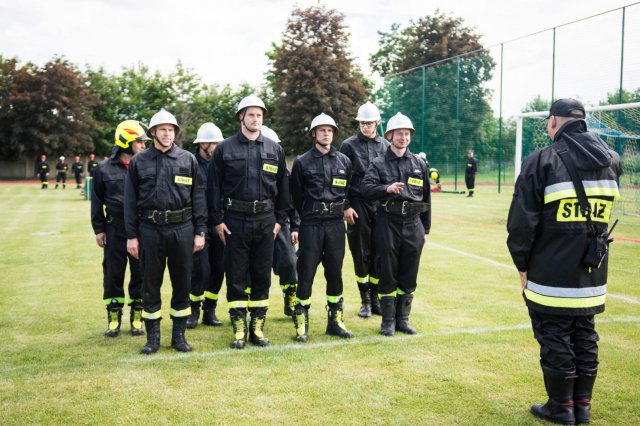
left=140, top=319, right=161, bottom=354
left=396, top=293, right=417, bottom=334
left=357, top=283, right=372, bottom=318
left=326, top=300, right=353, bottom=339
left=531, top=368, right=576, bottom=425
left=186, top=301, right=201, bottom=329
left=369, top=284, right=382, bottom=315
left=574, top=373, right=596, bottom=424
left=229, top=308, right=247, bottom=349
left=202, top=299, right=222, bottom=326
left=283, top=284, right=297, bottom=316
left=380, top=296, right=396, bottom=336
left=104, top=306, right=122, bottom=337
left=170, top=316, right=192, bottom=352
left=249, top=307, right=269, bottom=346
left=292, top=304, right=309, bottom=343
left=129, top=300, right=145, bottom=336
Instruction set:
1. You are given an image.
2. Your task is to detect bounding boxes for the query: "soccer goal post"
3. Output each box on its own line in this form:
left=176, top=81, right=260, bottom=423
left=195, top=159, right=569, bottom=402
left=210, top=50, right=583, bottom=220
left=515, top=102, right=640, bottom=216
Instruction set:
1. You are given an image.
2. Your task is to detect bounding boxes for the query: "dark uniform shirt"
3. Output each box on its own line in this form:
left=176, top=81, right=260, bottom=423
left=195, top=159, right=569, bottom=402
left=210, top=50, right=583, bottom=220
left=36, top=161, right=50, bottom=175
left=91, top=155, right=129, bottom=234
left=72, top=161, right=84, bottom=175
left=340, top=132, right=389, bottom=200
left=124, top=144, right=207, bottom=239
left=361, top=147, right=431, bottom=233
left=88, top=159, right=99, bottom=177
left=290, top=146, right=352, bottom=221
left=466, top=157, right=477, bottom=177
left=208, top=132, right=289, bottom=226
left=56, top=162, right=69, bottom=173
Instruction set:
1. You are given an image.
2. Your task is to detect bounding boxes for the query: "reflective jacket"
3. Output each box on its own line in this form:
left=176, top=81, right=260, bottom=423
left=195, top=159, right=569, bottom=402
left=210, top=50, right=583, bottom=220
left=465, top=158, right=477, bottom=177
left=207, top=131, right=289, bottom=226
left=88, top=160, right=99, bottom=177
left=339, top=132, right=389, bottom=201
left=124, top=144, right=207, bottom=239
left=507, top=120, right=622, bottom=316
left=361, top=147, right=431, bottom=234
left=290, top=145, right=352, bottom=221
left=56, top=162, right=69, bottom=173
left=91, top=155, right=128, bottom=234
left=36, top=161, right=49, bottom=175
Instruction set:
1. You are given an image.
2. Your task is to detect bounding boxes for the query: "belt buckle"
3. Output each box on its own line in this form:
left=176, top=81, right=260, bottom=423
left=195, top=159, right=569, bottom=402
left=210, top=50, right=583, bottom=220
left=253, top=200, right=260, bottom=214
left=401, top=201, right=408, bottom=215
left=320, top=202, right=329, bottom=215
left=147, top=210, right=159, bottom=223
left=381, top=201, right=389, bottom=212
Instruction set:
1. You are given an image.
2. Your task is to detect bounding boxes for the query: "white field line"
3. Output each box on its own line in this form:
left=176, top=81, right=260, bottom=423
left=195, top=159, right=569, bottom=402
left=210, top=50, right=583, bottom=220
left=120, top=316, right=640, bottom=363
left=428, top=241, right=639, bottom=305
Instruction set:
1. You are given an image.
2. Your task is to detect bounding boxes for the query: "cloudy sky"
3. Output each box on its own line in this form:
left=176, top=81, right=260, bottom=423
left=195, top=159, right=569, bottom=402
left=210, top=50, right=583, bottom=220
left=1, top=0, right=637, bottom=115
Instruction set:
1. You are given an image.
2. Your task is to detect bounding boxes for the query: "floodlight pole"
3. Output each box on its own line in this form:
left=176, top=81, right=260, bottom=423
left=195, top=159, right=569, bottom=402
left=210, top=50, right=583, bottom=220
left=455, top=57, right=460, bottom=191
left=498, top=43, right=504, bottom=194
left=619, top=7, right=626, bottom=104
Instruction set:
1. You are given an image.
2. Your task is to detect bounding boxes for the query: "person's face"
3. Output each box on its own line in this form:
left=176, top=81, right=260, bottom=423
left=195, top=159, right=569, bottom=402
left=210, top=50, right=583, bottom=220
left=392, top=129, right=411, bottom=149
left=41, top=155, right=46, bottom=161
left=153, top=124, right=175, bottom=148
left=359, top=121, right=378, bottom=138
left=199, top=142, right=216, bottom=159
left=468, top=151, right=474, bottom=159
left=241, top=107, right=263, bottom=133
left=315, top=125, right=334, bottom=146
left=131, top=140, right=146, bottom=154
left=74, top=156, right=80, bottom=162
left=90, top=154, right=95, bottom=160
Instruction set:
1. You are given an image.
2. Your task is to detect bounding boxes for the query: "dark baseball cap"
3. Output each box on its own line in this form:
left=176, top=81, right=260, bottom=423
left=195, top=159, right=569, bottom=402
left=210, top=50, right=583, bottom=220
left=546, top=98, right=586, bottom=119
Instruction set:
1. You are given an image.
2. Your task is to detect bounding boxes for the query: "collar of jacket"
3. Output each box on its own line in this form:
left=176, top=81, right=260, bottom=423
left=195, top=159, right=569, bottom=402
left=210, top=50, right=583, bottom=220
left=148, top=143, right=178, bottom=158
left=356, top=132, right=383, bottom=143
left=312, top=145, right=337, bottom=158
left=385, top=146, right=411, bottom=160
left=238, top=131, right=265, bottom=144
left=553, top=118, right=587, bottom=142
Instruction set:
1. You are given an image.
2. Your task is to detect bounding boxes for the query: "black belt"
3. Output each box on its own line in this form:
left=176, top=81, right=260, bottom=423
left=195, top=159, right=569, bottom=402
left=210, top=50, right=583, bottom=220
left=107, top=215, right=124, bottom=226
left=142, top=207, right=192, bottom=225
left=225, top=198, right=273, bottom=214
left=310, top=200, right=346, bottom=216
left=382, top=201, right=429, bottom=215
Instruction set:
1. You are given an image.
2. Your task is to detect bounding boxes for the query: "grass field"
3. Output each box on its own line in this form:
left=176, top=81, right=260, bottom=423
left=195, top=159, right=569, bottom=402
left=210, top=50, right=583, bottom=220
left=1, top=182, right=638, bottom=425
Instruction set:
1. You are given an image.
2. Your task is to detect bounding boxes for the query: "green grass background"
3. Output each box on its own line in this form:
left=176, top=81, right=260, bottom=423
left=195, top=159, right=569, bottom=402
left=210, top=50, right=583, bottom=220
left=0, top=183, right=638, bottom=425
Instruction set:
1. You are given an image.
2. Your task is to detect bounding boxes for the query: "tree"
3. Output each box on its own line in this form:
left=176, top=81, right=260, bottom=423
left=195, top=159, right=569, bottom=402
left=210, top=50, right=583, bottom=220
left=371, top=11, right=495, bottom=171
left=0, top=57, right=99, bottom=161
left=269, top=5, right=368, bottom=154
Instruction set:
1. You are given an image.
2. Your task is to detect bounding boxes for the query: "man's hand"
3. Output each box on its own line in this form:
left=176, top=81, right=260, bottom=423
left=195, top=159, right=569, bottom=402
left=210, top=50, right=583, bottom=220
left=386, top=182, right=405, bottom=195
left=95, top=232, right=107, bottom=248
left=215, top=223, right=231, bottom=245
left=291, top=231, right=299, bottom=245
left=343, top=207, right=358, bottom=226
left=127, top=238, right=139, bottom=259
left=519, top=271, right=527, bottom=290
left=273, top=222, right=282, bottom=239
left=193, top=234, right=205, bottom=253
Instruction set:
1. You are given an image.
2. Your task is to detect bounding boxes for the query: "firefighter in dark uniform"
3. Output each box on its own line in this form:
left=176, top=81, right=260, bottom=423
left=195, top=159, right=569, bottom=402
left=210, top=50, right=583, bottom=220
left=55, top=156, right=69, bottom=189
left=261, top=125, right=299, bottom=317
left=208, top=94, right=289, bottom=349
left=507, top=98, right=622, bottom=425
left=186, top=122, right=225, bottom=329
left=72, top=155, right=84, bottom=188
left=465, top=150, right=477, bottom=197
left=88, top=153, right=99, bottom=177
left=125, top=108, right=207, bottom=354
left=340, top=101, right=389, bottom=318
left=290, top=113, right=354, bottom=342
left=361, top=112, right=431, bottom=337
left=35, top=154, right=50, bottom=189
left=92, top=120, right=148, bottom=338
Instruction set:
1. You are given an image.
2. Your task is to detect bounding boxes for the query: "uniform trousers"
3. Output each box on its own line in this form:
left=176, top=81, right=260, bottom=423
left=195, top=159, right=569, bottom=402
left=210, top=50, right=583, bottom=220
left=345, top=198, right=378, bottom=280
left=103, top=221, right=142, bottom=304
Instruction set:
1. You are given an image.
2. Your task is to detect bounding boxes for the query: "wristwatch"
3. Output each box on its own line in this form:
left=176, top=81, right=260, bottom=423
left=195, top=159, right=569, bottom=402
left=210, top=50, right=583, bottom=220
left=198, top=231, right=206, bottom=238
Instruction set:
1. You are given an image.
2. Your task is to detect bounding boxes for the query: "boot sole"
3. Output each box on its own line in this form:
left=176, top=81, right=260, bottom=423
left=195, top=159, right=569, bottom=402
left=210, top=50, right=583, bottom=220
left=531, top=405, right=576, bottom=425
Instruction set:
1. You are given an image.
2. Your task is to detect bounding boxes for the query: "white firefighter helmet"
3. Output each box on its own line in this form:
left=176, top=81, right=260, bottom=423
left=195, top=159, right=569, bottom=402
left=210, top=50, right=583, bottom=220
left=384, top=112, right=415, bottom=140
left=194, top=122, right=224, bottom=143
left=148, top=108, right=180, bottom=137
left=59, top=156, right=65, bottom=161
left=308, top=113, right=338, bottom=136
left=260, top=125, right=280, bottom=143
left=236, top=94, right=267, bottom=120
left=355, top=101, right=381, bottom=121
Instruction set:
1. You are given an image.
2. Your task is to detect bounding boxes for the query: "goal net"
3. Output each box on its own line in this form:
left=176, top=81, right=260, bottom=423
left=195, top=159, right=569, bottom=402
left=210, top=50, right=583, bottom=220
left=516, top=102, right=640, bottom=216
